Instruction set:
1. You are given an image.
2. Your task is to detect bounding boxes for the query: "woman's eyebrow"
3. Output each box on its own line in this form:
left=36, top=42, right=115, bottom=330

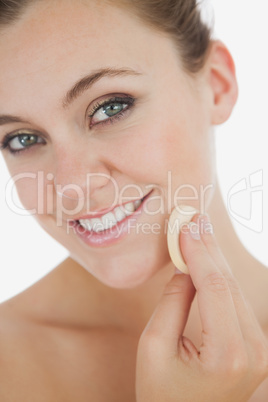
left=0, top=115, right=30, bottom=127
left=62, top=67, right=143, bottom=109
left=0, top=67, right=142, bottom=127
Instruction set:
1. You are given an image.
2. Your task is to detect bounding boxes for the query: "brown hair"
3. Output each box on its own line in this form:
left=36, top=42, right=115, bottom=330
left=0, top=0, right=212, bottom=73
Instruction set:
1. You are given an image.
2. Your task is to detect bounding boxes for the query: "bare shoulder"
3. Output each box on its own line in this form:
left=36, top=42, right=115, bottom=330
left=0, top=260, right=76, bottom=400
left=0, top=261, right=138, bottom=401
left=0, top=298, right=137, bottom=402
left=0, top=291, right=84, bottom=401
left=249, top=325, right=268, bottom=402
left=0, top=291, right=56, bottom=400
left=247, top=262, right=268, bottom=401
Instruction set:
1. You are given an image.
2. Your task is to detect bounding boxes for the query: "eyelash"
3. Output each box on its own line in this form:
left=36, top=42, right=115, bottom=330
left=0, top=132, right=45, bottom=156
left=0, top=95, right=135, bottom=155
left=88, top=95, right=135, bottom=128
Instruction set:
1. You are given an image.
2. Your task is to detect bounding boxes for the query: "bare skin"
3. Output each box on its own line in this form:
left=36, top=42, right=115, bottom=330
left=0, top=182, right=267, bottom=401
left=0, top=1, right=267, bottom=400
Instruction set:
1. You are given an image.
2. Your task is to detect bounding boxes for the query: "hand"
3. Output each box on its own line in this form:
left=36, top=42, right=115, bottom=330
left=136, top=214, right=268, bottom=402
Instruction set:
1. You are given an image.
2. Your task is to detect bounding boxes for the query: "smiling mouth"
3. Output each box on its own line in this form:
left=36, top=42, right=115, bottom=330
left=75, top=191, right=152, bottom=234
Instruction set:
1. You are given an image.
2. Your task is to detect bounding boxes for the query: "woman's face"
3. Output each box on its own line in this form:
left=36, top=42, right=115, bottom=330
left=0, top=0, right=216, bottom=288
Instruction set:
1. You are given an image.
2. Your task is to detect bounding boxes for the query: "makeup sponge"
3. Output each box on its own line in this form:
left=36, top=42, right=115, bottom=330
left=167, top=205, right=198, bottom=274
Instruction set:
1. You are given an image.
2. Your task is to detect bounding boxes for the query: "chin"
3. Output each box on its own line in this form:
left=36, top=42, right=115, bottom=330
left=80, top=254, right=168, bottom=290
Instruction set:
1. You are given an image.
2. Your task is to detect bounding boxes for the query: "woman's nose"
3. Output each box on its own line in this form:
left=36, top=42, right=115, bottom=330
left=53, top=153, right=112, bottom=202
left=54, top=169, right=111, bottom=201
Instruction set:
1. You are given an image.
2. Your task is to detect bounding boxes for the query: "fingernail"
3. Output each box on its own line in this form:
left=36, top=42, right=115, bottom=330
left=188, top=222, right=200, bottom=240
left=198, top=213, right=214, bottom=235
left=175, top=267, right=184, bottom=275
left=198, top=212, right=209, bottom=220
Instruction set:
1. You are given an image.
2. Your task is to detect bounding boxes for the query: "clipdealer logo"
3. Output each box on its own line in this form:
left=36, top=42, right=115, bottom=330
left=4, top=169, right=265, bottom=234
left=227, top=170, right=264, bottom=233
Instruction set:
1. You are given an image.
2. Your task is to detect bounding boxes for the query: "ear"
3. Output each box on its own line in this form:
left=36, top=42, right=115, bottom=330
left=206, top=41, right=238, bottom=125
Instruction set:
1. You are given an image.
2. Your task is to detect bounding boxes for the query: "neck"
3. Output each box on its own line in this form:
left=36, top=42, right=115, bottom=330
left=206, top=178, right=252, bottom=270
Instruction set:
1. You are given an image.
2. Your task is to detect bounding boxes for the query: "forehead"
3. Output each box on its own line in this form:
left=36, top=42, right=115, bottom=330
left=0, top=1, right=146, bottom=63
left=0, top=1, right=180, bottom=114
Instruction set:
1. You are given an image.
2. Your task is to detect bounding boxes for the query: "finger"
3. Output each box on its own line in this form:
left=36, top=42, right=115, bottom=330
left=193, top=213, right=232, bottom=275
left=141, top=273, right=195, bottom=357
left=195, top=214, right=266, bottom=355
left=179, top=222, right=244, bottom=354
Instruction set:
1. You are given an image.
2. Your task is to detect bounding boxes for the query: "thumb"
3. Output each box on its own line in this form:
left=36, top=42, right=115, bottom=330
left=141, top=273, right=195, bottom=356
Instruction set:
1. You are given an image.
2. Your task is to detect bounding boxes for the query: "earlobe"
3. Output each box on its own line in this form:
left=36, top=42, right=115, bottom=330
left=208, top=41, right=238, bottom=125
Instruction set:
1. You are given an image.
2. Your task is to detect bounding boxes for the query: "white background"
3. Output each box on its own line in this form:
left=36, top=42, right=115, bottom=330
left=0, top=0, right=267, bottom=303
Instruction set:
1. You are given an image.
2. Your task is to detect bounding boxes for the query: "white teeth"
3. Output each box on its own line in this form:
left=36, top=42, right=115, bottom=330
left=134, top=199, right=142, bottom=209
left=114, top=206, right=127, bottom=222
left=90, top=218, right=104, bottom=232
left=80, top=220, right=92, bottom=231
left=102, top=212, right=118, bottom=230
left=80, top=221, right=87, bottom=230
left=123, top=202, right=135, bottom=215
left=79, top=198, right=143, bottom=233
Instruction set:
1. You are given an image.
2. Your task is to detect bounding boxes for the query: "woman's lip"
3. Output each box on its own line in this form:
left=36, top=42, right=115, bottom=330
left=76, top=192, right=151, bottom=221
left=72, top=190, right=153, bottom=248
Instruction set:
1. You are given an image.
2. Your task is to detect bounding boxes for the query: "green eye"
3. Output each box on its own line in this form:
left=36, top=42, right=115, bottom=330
left=89, top=96, right=135, bottom=127
left=3, top=133, right=46, bottom=153
left=93, top=102, right=128, bottom=123
left=18, top=134, right=39, bottom=147
left=102, top=103, right=125, bottom=117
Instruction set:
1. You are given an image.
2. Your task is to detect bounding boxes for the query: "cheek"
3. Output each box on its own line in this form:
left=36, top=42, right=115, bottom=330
left=108, top=115, right=214, bottom=187
left=107, top=106, right=216, bottom=212
left=11, top=173, right=54, bottom=215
